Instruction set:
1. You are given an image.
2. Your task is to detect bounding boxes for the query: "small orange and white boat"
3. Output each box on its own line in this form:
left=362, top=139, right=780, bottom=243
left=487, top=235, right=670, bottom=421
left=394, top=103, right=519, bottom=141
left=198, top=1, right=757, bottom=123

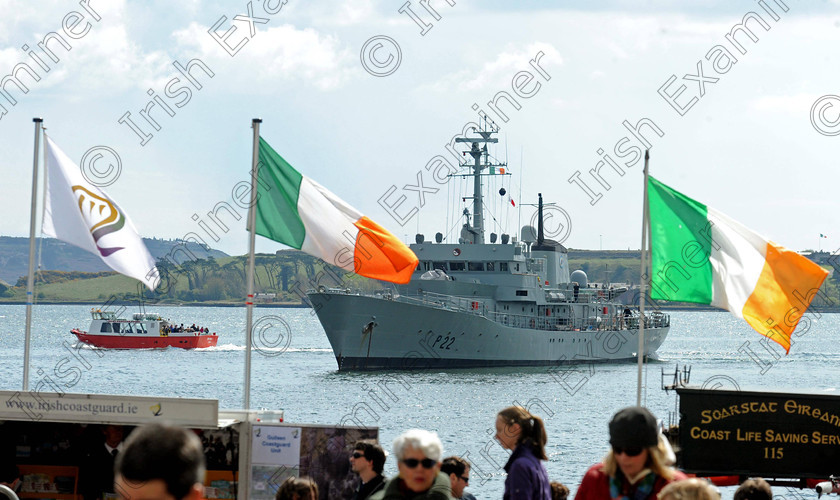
left=72, top=309, right=218, bottom=349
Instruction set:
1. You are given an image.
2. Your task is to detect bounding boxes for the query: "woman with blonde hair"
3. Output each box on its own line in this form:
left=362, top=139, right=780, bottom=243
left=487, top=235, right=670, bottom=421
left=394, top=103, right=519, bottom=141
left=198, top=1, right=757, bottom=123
left=575, top=407, right=686, bottom=500
left=658, top=478, right=720, bottom=500
left=495, top=406, right=551, bottom=500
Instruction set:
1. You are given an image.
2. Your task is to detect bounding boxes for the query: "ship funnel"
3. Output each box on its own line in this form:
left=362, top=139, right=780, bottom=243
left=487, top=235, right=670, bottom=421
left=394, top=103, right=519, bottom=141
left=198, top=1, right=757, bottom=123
left=490, top=233, right=497, bottom=243
left=415, top=234, right=424, bottom=244
left=501, top=233, right=510, bottom=244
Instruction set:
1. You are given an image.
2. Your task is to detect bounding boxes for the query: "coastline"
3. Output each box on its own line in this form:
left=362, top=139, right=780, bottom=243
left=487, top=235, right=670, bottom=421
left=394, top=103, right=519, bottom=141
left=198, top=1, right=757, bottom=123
left=0, top=299, right=309, bottom=308
left=0, top=299, right=836, bottom=313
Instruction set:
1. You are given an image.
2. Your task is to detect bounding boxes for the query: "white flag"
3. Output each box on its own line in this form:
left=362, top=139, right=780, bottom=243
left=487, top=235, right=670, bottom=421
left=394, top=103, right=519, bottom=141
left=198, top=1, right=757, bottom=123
left=41, top=137, right=159, bottom=291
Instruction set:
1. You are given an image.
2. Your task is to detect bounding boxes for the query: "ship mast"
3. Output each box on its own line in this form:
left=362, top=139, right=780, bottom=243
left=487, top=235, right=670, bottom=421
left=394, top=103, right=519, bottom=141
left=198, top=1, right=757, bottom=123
left=454, top=127, right=501, bottom=244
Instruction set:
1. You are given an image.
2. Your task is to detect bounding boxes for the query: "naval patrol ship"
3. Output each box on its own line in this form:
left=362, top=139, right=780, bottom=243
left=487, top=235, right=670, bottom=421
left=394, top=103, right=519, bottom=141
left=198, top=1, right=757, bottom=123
left=308, top=129, right=670, bottom=370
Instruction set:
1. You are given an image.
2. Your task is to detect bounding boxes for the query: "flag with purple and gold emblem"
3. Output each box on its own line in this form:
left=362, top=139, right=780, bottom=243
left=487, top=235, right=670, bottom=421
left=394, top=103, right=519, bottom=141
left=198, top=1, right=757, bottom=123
left=41, top=137, right=159, bottom=291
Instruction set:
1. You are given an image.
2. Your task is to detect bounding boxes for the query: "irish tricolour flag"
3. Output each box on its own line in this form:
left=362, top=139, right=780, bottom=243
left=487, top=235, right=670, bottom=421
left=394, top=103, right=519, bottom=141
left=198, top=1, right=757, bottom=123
left=648, top=176, right=828, bottom=352
left=254, top=137, right=418, bottom=284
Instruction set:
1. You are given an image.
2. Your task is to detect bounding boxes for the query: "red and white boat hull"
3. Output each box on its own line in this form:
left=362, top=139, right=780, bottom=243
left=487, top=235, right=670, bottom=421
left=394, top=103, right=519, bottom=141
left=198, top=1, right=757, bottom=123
left=72, top=329, right=218, bottom=349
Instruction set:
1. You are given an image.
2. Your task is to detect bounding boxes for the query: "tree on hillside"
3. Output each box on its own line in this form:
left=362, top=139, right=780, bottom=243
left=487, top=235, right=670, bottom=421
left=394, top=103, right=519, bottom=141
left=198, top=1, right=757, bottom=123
left=256, top=255, right=281, bottom=290
left=196, top=258, right=220, bottom=288
left=179, top=259, right=197, bottom=289
left=279, top=264, right=294, bottom=291
left=222, top=260, right=245, bottom=282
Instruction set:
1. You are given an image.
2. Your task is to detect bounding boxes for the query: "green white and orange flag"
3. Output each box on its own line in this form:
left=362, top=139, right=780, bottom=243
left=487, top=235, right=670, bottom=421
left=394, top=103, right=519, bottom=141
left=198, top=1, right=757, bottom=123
left=647, top=176, right=828, bottom=352
left=253, top=137, right=418, bottom=284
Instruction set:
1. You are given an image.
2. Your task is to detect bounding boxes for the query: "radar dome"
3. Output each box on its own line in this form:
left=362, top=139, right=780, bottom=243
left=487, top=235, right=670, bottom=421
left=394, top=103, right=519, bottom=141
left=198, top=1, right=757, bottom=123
left=570, top=270, right=588, bottom=288
left=520, top=225, right=537, bottom=243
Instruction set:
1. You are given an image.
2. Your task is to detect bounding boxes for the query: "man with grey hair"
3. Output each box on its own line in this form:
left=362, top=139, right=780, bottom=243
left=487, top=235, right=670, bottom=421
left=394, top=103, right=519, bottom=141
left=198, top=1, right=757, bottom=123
left=371, top=429, right=453, bottom=500
left=114, top=423, right=206, bottom=500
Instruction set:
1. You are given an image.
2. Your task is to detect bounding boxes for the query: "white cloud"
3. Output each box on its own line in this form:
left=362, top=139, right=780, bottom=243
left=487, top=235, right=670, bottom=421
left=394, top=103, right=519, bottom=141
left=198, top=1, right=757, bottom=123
left=170, top=22, right=357, bottom=91
left=0, top=0, right=172, bottom=96
left=0, top=1, right=359, bottom=97
left=421, top=42, right=562, bottom=93
left=750, top=93, right=822, bottom=114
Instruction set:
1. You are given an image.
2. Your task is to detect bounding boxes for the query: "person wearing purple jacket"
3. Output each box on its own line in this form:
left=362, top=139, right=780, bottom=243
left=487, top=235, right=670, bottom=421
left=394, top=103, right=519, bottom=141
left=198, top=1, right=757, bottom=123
left=495, top=406, right=552, bottom=500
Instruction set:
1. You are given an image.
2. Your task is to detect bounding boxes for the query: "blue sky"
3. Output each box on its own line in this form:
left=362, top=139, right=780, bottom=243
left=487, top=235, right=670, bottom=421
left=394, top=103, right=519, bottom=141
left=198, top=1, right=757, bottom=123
left=1, top=0, right=839, bottom=257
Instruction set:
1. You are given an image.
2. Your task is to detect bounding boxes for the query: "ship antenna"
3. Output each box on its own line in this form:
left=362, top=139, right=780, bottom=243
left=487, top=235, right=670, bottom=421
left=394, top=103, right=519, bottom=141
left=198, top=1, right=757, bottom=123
left=537, top=192, right=544, bottom=246
left=454, top=126, right=498, bottom=244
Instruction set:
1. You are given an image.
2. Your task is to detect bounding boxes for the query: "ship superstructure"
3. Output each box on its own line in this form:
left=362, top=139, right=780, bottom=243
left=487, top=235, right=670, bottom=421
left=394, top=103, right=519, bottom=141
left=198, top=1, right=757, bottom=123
left=308, top=129, right=669, bottom=370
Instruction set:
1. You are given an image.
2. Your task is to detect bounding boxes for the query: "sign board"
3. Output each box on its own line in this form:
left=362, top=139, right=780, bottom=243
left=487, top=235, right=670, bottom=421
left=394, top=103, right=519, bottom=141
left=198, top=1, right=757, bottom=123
left=247, top=423, right=378, bottom=500
left=677, top=388, right=840, bottom=477
left=251, top=425, right=302, bottom=466
left=0, top=390, right=218, bottom=428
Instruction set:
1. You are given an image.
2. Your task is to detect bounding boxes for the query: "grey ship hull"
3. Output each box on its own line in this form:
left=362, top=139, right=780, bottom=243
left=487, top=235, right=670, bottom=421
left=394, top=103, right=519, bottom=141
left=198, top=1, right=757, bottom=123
left=309, top=292, right=669, bottom=371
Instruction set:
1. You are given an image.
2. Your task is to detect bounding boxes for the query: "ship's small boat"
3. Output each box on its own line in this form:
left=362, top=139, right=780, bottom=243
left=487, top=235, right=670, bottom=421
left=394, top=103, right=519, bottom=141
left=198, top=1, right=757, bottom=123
left=72, top=309, right=218, bottom=349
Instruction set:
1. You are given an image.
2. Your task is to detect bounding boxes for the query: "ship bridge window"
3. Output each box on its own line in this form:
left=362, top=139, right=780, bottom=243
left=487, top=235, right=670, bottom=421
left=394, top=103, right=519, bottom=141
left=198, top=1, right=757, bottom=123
left=433, top=262, right=447, bottom=271
left=516, top=290, right=528, bottom=296
left=121, top=324, right=133, bottom=334
left=111, top=323, right=120, bottom=333
left=100, top=323, right=112, bottom=333
left=487, top=262, right=494, bottom=271
left=449, top=262, right=465, bottom=271
left=423, top=261, right=431, bottom=271
left=137, top=323, right=148, bottom=334
left=500, top=262, right=508, bottom=272
left=468, top=262, right=484, bottom=271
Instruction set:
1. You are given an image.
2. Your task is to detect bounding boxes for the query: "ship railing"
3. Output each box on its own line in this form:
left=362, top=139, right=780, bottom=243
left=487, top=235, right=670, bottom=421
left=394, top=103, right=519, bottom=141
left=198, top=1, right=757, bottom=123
left=397, top=291, right=490, bottom=317
left=382, top=290, right=670, bottom=331
left=486, top=309, right=670, bottom=332
left=485, top=310, right=609, bottom=332
left=561, top=287, right=626, bottom=303
left=625, top=311, right=670, bottom=329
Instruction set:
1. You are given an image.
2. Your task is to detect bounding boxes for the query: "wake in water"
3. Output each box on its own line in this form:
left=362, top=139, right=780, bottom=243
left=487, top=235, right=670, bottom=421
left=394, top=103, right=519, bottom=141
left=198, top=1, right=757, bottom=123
left=70, top=341, right=330, bottom=353
left=203, top=344, right=332, bottom=353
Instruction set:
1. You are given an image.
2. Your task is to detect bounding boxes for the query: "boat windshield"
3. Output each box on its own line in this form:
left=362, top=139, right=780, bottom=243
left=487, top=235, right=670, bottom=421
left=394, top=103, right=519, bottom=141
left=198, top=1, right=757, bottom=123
left=91, top=310, right=117, bottom=320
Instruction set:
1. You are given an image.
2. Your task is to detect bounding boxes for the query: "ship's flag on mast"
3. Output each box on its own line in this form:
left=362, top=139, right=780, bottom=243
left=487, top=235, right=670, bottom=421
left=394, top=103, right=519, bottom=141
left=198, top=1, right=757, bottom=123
left=253, top=137, right=418, bottom=284
left=41, top=137, right=159, bottom=291
left=647, top=175, right=827, bottom=352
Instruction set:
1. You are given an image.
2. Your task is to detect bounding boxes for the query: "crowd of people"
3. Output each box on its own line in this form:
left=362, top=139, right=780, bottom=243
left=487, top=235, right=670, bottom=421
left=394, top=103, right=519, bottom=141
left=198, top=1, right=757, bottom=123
left=162, top=323, right=211, bottom=334
left=0, top=406, right=779, bottom=500
left=274, top=405, right=775, bottom=500
left=273, top=405, right=776, bottom=500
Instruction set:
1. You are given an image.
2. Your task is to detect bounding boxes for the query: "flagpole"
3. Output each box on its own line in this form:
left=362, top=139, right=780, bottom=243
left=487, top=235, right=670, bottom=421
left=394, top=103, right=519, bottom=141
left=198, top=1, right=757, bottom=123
left=636, top=149, right=650, bottom=407
left=244, top=118, right=261, bottom=410
left=23, top=118, right=43, bottom=391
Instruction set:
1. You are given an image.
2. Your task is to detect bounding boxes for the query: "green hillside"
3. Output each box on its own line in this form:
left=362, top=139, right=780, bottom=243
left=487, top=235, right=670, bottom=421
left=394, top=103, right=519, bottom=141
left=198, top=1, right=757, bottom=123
left=2, top=250, right=377, bottom=305
left=0, top=236, right=227, bottom=284
left=2, top=248, right=836, bottom=309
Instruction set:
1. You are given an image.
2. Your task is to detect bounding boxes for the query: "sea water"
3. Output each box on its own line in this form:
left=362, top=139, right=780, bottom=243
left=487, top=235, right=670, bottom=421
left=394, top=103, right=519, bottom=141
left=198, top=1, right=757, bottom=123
left=1, top=305, right=838, bottom=499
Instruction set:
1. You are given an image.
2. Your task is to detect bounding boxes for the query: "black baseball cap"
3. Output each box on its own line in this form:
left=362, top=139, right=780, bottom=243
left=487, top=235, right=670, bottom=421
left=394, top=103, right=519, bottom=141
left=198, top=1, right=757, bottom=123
left=609, top=406, right=658, bottom=449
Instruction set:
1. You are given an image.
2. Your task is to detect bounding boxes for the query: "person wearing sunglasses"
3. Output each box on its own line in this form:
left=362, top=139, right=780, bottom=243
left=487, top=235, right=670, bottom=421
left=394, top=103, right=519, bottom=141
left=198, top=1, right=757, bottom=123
left=495, top=406, right=552, bottom=500
left=575, top=407, right=686, bottom=500
left=350, top=440, right=387, bottom=500
left=440, top=457, right=476, bottom=500
left=371, top=429, right=453, bottom=500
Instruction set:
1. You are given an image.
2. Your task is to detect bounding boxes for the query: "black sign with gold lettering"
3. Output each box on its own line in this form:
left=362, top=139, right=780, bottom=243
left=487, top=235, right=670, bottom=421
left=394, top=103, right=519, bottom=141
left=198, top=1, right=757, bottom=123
left=677, top=388, right=840, bottom=477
